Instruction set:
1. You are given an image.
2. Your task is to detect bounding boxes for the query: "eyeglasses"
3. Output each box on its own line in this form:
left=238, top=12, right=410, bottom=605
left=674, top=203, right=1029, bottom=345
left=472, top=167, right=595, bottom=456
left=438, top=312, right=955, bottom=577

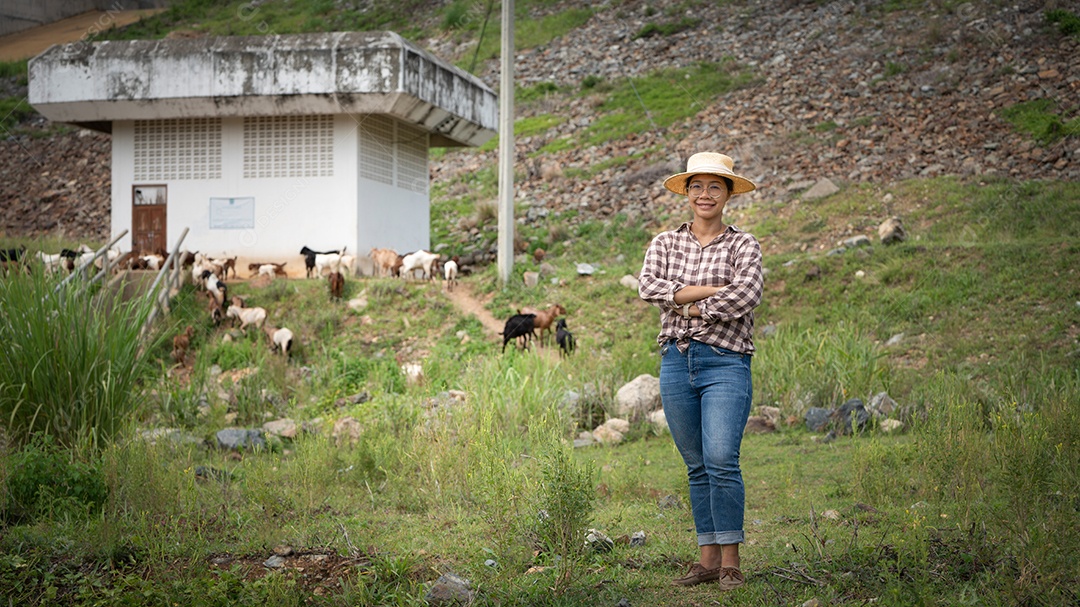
left=687, top=183, right=728, bottom=199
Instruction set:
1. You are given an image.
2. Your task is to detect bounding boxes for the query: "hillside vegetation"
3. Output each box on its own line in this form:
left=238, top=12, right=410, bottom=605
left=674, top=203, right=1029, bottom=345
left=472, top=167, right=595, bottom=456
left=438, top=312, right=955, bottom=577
left=0, top=1, right=1078, bottom=605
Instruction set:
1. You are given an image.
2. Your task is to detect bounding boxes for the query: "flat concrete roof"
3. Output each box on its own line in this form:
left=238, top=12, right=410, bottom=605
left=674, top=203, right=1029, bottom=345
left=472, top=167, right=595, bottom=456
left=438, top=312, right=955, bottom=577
left=28, top=31, right=497, bottom=147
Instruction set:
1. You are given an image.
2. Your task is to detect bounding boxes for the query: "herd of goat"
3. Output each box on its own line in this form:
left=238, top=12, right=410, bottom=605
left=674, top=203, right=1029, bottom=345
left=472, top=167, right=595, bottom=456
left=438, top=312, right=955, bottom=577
left=2, top=242, right=576, bottom=364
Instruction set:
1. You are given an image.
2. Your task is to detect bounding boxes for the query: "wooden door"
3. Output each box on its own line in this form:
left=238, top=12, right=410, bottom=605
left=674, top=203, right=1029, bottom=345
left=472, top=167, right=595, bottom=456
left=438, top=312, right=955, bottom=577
left=132, top=185, right=167, bottom=254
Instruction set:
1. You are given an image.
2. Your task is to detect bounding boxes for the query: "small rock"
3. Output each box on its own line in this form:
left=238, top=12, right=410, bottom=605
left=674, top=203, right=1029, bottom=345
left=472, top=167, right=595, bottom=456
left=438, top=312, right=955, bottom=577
left=585, top=528, right=614, bottom=552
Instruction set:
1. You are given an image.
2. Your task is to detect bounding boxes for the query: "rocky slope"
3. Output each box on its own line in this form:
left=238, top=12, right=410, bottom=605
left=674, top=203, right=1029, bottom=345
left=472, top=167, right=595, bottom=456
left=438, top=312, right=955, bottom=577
left=1, top=0, right=1076, bottom=244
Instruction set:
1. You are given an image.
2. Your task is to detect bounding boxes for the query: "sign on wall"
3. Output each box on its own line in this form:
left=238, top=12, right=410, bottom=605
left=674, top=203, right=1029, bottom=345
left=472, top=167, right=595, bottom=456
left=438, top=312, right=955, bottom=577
left=209, top=197, right=255, bottom=229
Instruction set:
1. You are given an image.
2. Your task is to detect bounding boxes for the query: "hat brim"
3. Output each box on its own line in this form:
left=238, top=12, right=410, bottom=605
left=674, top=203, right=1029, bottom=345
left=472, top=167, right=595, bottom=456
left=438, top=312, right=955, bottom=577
left=663, top=170, right=756, bottom=196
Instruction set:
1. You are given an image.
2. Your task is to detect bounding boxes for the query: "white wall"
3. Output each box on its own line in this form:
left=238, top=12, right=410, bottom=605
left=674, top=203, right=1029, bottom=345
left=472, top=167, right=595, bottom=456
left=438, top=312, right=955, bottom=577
left=112, top=116, right=358, bottom=264
left=111, top=114, right=433, bottom=269
left=356, top=179, right=429, bottom=255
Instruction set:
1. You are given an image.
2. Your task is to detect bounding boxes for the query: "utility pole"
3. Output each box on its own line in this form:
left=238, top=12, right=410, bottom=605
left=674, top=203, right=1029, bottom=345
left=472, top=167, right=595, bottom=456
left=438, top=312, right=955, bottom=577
left=496, top=0, right=514, bottom=284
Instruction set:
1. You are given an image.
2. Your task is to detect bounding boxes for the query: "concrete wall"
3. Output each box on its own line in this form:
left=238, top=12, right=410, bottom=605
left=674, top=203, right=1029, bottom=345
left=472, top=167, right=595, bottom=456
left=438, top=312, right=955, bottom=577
left=112, top=116, right=357, bottom=266
left=0, top=0, right=165, bottom=37
left=28, top=31, right=497, bottom=147
left=110, top=114, right=431, bottom=272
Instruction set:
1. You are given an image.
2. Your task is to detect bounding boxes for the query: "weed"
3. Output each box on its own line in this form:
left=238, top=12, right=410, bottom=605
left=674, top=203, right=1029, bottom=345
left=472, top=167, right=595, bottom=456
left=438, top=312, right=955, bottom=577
left=0, top=269, right=159, bottom=453
left=1046, top=9, right=1080, bottom=37
left=997, top=98, right=1080, bottom=145
left=1, top=436, right=107, bottom=525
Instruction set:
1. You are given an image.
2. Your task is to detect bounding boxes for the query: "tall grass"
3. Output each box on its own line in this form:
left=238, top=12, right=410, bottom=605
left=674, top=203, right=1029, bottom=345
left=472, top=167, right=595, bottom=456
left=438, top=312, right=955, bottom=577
left=0, top=269, right=159, bottom=454
left=754, top=320, right=893, bottom=413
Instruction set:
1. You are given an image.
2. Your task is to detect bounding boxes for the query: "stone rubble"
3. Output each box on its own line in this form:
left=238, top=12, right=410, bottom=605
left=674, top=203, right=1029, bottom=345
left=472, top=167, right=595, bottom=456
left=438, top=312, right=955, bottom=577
left=1, top=0, right=1075, bottom=242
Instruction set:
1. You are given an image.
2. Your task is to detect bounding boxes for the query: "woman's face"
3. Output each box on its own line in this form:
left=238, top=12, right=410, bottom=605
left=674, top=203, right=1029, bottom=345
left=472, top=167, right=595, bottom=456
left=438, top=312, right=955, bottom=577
left=686, top=175, right=730, bottom=220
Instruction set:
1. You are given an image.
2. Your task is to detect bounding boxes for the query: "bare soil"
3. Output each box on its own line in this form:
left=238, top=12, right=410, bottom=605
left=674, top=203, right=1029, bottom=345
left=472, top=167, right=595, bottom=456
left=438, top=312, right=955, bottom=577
left=0, top=10, right=164, bottom=61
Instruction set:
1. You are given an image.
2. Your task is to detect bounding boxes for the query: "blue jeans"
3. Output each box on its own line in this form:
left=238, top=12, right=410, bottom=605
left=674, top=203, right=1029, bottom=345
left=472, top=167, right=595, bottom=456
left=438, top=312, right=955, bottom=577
left=660, top=340, right=752, bottom=546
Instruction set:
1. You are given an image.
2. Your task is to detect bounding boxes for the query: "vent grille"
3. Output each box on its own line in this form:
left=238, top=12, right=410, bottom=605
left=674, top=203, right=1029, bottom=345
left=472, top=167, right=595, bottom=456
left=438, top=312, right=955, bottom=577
left=243, top=115, right=334, bottom=179
left=134, top=118, right=222, bottom=181
left=359, top=115, right=428, bottom=193
left=358, top=115, right=395, bottom=185
left=398, top=122, right=428, bottom=193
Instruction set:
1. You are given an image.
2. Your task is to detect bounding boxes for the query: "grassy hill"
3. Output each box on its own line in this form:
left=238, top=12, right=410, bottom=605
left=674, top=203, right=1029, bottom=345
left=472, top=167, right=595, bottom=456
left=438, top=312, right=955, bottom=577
left=0, top=1, right=1078, bottom=605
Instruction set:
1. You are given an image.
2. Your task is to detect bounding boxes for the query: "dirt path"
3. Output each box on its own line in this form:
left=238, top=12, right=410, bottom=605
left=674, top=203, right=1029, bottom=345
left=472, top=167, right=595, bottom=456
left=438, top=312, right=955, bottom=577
left=0, top=9, right=164, bottom=61
left=442, top=282, right=504, bottom=337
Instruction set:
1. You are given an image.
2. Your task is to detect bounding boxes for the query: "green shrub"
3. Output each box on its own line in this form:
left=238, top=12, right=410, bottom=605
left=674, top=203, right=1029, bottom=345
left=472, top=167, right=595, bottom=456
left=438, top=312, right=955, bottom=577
left=1046, top=9, right=1080, bottom=36
left=633, top=17, right=702, bottom=39
left=0, top=59, right=27, bottom=79
left=998, top=98, right=1080, bottom=145
left=207, top=338, right=258, bottom=371
left=1, top=437, right=107, bottom=524
left=533, top=446, right=596, bottom=592
left=580, top=74, right=603, bottom=90
left=0, top=97, right=34, bottom=131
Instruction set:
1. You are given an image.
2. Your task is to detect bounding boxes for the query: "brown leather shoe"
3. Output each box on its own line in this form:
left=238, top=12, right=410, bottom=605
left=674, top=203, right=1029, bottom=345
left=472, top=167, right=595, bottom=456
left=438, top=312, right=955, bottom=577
left=672, top=563, right=722, bottom=586
left=718, top=567, right=745, bottom=591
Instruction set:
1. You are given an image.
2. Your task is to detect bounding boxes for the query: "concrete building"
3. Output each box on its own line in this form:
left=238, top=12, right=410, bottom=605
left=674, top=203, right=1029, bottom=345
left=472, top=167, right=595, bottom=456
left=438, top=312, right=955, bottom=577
left=28, top=31, right=498, bottom=273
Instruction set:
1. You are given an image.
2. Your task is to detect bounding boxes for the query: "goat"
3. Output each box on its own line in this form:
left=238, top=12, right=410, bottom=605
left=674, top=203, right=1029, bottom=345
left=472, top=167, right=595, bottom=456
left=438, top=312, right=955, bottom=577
left=315, top=252, right=344, bottom=277
left=555, top=318, right=576, bottom=357
left=339, top=254, right=357, bottom=277
left=500, top=313, right=538, bottom=353
left=400, top=250, right=439, bottom=281
left=521, top=303, right=567, bottom=347
left=178, top=250, right=197, bottom=268
left=34, top=250, right=64, bottom=274
left=1, top=246, right=26, bottom=263
left=219, top=256, right=238, bottom=279
left=251, top=262, right=287, bottom=279
left=370, top=247, right=400, bottom=277
left=443, top=255, right=460, bottom=291
left=204, top=291, right=225, bottom=325
left=328, top=271, right=345, bottom=299
left=226, top=302, right=267, bottom=333
left=1, top=246, right=27, bottom=274
left=200, top=270, right=228, bottom=307
left=299, top=246, right=341, bottom=278
left=263, top=324, right=294, bottom=357
left=171, top=326, right=195, bottom=366
left=140, top=253, right=165, bottom=271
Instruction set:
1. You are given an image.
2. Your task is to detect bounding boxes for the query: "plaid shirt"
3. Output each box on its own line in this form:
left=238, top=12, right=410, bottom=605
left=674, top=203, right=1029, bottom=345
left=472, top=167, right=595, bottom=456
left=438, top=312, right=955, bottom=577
left=638, top=222, right=763, bottom=354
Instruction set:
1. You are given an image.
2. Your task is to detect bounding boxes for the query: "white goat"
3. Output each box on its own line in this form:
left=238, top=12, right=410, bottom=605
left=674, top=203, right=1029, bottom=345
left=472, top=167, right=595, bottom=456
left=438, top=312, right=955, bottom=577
left=35, top=251, right=63, bottom=274
left=339, top=254, right=357, bottom=276
left=202, top=271, right=227, bottom=306
left=443, top=257, right=459, bottom=291
left=315, top=252, right=343, bottom=277
left=400, top=250, right=439, bottom=281
left=141, top=254, right=164, bottom=271
left=263, top=324, right=294, bottom=356
left=226, top=303, right=267, bottom=332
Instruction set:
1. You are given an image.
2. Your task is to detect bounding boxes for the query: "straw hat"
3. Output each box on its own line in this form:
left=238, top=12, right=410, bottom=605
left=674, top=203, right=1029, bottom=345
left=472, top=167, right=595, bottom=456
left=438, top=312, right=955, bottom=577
left=663, top=152, right=756, bottom=195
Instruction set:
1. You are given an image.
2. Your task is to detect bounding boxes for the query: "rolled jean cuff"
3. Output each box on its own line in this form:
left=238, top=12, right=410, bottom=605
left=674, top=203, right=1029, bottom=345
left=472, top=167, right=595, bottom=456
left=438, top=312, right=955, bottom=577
left=697, top=530, right=745, bottom=546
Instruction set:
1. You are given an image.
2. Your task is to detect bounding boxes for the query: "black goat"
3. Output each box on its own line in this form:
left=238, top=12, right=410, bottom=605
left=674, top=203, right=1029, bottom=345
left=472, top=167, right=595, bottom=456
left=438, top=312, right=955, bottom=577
left=1, top=246, right=26, bottom=272
left=500, top=313, right=537, bottom=352
left=555, top=318, right=576, bottom=357
left=299, top=246, right=340, bottom=278
left=0, top=246, right=26, bottom=262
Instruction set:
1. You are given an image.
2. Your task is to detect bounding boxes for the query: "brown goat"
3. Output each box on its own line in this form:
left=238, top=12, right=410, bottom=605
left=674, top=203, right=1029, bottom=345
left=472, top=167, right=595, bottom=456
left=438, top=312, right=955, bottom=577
left=328, top=271, right=345, bottom=299
left=370, top=247, right=400, bottom=277
left=171, top=325, right=195, bottom=366
left=221, top=256, right=238, bottom=279
left=521, top=303, right=566, bottom=347
left=205, top=291, right=225, bottom=325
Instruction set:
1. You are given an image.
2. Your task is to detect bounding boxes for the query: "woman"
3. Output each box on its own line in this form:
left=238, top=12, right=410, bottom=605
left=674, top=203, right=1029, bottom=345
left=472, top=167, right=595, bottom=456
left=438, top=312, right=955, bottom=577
left=638, top=152, right=763, bottom=591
